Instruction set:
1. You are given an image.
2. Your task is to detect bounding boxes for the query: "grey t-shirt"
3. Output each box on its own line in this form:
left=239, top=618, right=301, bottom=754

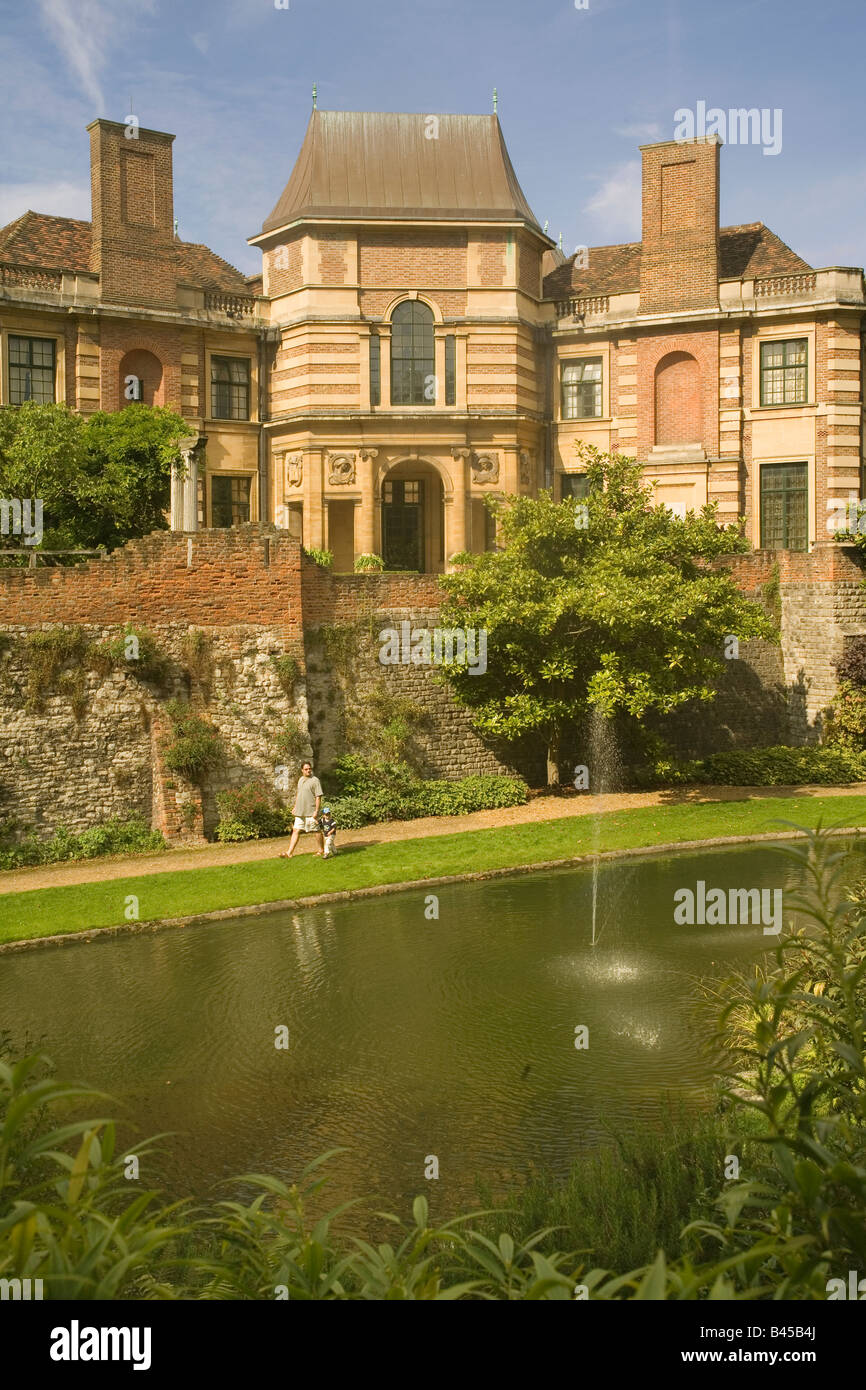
left=294, top=775, right=323, bottom=818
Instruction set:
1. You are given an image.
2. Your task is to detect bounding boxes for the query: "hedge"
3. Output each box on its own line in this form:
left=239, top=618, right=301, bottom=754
left=635, top=744, right=866, bottom=789
left=215, top=759, right=530, bottom=840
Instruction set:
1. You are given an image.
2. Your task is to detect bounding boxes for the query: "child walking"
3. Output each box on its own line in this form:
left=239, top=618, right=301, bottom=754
left=319, top=805, right=337, bottom=859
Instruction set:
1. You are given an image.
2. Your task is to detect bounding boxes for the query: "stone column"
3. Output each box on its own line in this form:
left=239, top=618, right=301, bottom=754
left=304, top=448, right=325, bottom=549
left=358, top=448, right=378, bottom=556
left=170, top=463, right=185, bottom=531
left=447, top=447, right=470, bottom=565
left=182, top=449, right=199, bottom=532
left=173, top=435, right=200, bottom=531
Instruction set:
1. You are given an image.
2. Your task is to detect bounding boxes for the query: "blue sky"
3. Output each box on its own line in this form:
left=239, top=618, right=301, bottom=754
left=1, top=0, right=864, bottom=277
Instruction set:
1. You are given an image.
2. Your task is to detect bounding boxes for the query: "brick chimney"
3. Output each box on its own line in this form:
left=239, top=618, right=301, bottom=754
left=639, top=137, right=720, bottom=315
left=87, top=119, right=178, bottom=307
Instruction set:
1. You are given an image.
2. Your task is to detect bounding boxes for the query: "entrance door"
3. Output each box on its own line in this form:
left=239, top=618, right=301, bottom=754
left=382, top=479, right=424, bottom=570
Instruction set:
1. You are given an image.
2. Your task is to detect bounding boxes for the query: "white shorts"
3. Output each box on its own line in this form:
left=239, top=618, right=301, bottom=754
left=293, top=816, right=319, bottom=833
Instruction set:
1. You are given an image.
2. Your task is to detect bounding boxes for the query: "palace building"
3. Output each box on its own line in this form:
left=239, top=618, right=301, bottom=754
left=1, top=112, right=863, bottom=569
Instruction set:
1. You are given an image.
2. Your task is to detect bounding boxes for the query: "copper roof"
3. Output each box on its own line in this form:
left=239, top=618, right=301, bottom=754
left=260, top=110, right=546, bottom=236
left=0, top=210, right=250, bottom=291
left=543, top=222, right=813, bottom=301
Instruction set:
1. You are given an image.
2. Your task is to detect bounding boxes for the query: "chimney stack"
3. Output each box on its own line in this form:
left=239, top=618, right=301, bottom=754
left=87, top=119, right=178, bottom=307
left=639, top=137, right=720, bottom=315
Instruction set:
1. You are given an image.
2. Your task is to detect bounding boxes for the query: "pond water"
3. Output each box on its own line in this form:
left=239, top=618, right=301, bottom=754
left=0, top=839, right=857, bottom=1217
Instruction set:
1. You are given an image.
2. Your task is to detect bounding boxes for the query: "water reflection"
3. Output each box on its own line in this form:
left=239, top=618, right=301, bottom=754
left=1, top=839, right=861, bottom=1220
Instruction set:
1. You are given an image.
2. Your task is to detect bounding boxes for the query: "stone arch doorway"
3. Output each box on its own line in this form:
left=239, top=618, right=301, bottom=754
left=119, top=349, right=164, bottom=407
left=654, top=351, right=701, bottom=446
left=380, top=458, right=446, bottom=573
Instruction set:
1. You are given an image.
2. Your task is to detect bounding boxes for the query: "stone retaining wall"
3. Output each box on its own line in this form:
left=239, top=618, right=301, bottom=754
left=0, top=533, right=863, bottom=843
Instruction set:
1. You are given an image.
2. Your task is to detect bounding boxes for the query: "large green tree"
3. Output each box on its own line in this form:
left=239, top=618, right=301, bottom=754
left=0, top=401, right=188, bottom=553
left=438, top=446, right=777, bottom=785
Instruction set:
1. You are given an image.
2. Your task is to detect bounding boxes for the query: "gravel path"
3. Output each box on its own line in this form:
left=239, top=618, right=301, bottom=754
left=1, top=783, right=863, bottom=897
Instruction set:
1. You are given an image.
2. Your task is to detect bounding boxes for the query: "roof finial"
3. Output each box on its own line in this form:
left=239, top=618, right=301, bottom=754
left=173, top=217, right=179, bottom=240
left=544, top=219, right=549, bottom=233
left=559, top=231, right=563, bottom=251
left=312, top=82, right=317, bottom=110
left=493, top=87, right=498, bottom=114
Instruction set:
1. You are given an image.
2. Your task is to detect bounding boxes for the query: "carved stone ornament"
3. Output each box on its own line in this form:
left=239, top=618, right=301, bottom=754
left=327, top=451, right=356, bottom=485
left=284, top=452, right=303, bottom=488
left=471, top=451, right=500, bottom=485
left=519, top=451, right=532, bottom=487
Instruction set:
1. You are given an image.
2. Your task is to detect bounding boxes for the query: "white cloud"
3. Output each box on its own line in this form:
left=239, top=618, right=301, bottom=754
left=583, top=160, right=641, bottom=238
left=191, top=33, right=210, bottom=56
left=0, top=181, right=91, bottom=226
left=614, top=122, right=661, bottom=140
left=35, top=0, right=155, bottom=110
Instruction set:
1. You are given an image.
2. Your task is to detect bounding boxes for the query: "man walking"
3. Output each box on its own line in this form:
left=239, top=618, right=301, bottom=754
left=280, top=760, right=325, bottom=858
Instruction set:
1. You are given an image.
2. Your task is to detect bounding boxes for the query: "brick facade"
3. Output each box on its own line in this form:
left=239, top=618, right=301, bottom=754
left=1, top=111, right=864, bottom=572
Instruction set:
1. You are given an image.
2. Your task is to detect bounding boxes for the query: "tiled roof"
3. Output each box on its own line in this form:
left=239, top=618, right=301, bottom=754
left=0, top=210, right=249, bottom=291
left=174, top=241, right=250, bottom=292
left=0, top=212, right=92, bottom=272
left=260, top=110, right=547, bottom=236
left=542, top=222, right=812, bottom=301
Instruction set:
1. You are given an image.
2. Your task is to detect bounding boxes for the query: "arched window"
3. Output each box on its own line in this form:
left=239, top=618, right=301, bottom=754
left=391, top=300, right=435, bottom=405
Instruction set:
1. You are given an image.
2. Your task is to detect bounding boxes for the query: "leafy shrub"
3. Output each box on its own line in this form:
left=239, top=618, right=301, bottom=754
left=836, top=635, right=866, bottom=688
left=700, top=744, right=866, bottom=785
left=215, top=782, right=292, bottom=843
left=272, top=716, right=309, bottom=764
left=90, top=625, right=168, bottom=685
left=303, top=547, right=333, bottom=569
left=825, top=679, right=866, bottom=751
left=354, top=553, right=384, bottom=572
left=636, top=744, right=866, bottom=788
left=0, top=817, right=165, bottom=871
left=328, top=757, right=528, bottom=827
left=162, top=700, right=223, bottom=782
left=271, top=654, right=300, bottom=698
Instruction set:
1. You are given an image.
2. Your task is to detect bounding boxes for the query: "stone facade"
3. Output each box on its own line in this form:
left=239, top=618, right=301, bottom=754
left=0, top=531, right=863, bottom=845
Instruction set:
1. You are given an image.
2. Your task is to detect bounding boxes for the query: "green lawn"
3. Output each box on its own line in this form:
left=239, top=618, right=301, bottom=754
left=2, top=792, right=865, bottom=946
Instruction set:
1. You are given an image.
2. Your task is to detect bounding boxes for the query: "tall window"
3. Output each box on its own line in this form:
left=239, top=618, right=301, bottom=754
left=9, top=336, right=55, bottom=404
left=391, top=301, right=434, bottom=405
left=369, top=334, right=381, bottom=407
left=445, top=335, right=456, bottom=406
left=211, top=476, right=251, bottom=528
left=760, top=339, right=808, bottom=406
left=760, top=463, right=808, bottom=551
left=560, top=473, right=590, bottom=501
left=561, top=358, right=602, bottom=419
left=211, top=357, right=250, bottom=420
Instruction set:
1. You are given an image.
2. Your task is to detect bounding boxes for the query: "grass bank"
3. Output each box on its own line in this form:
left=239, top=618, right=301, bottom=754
left=2, top=791, right=866, bottom=946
